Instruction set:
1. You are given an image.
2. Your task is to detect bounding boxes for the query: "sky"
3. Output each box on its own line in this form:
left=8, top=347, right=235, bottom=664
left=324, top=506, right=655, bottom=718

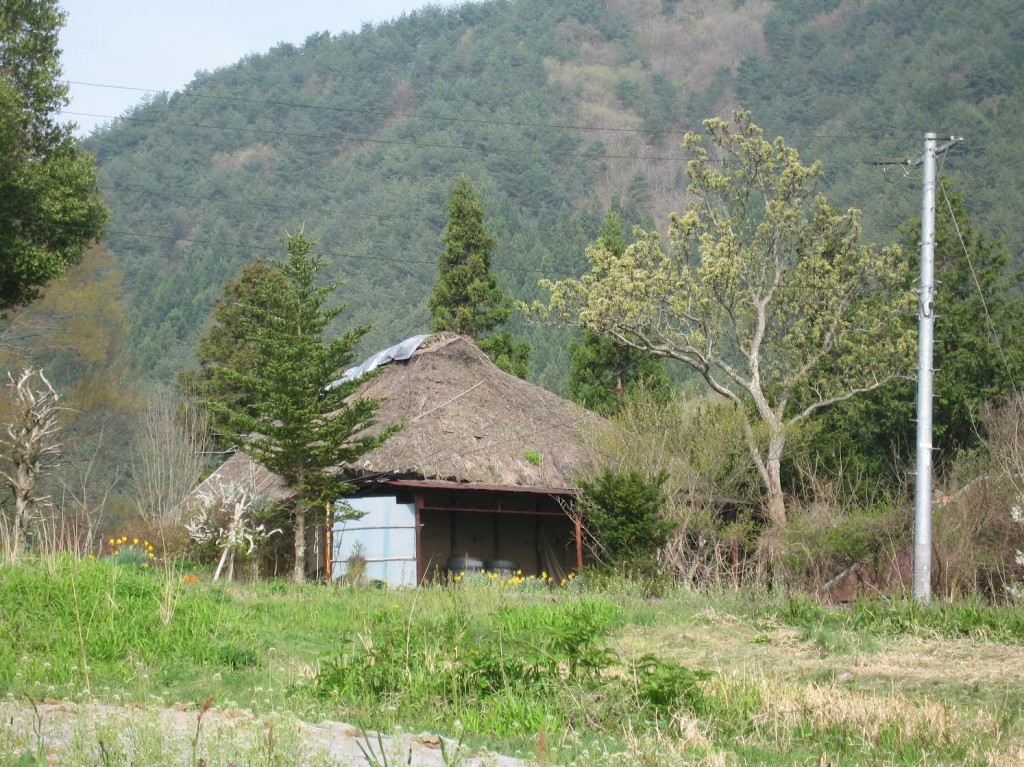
left=58, top=0, right=437, bottom=136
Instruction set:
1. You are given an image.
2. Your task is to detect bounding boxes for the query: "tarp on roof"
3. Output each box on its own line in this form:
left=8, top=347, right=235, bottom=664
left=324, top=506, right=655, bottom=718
left=330, top=334, right=429, bottom=387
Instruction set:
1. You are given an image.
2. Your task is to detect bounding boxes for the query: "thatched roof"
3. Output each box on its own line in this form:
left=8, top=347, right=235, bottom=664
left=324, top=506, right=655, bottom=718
left=190, top=450, right=292, bottom=505
left=348, top=333, right=599, bottom=488
left=197, top=334, right=601, bottom=501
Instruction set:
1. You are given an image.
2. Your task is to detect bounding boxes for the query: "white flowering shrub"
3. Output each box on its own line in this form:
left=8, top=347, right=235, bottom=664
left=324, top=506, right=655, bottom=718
left=1009, top=498, right=1024, bottom=602
left=185, top=478, right=280, bottom=581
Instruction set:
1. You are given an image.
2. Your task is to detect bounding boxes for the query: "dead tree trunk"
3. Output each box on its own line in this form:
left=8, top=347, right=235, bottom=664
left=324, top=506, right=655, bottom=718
left=0, top=368, right=63, bottom=559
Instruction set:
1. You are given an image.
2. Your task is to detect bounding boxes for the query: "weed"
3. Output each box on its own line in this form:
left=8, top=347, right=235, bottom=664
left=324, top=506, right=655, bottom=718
left=523, top=448, right=543, bottom=467
left=190, top=696, right=213, bottom=767
left=2, top=557, right=1022, bottom=765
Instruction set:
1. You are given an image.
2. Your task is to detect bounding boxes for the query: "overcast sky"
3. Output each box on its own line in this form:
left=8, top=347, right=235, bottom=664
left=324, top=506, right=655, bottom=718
left=58, top=0, right=438, bottom=136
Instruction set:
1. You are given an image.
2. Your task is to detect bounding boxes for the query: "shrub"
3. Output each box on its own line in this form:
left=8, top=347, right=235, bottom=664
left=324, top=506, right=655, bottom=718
left=779, top=503, right=904, bottom=591
left=577, top=469, right=674, bottom=576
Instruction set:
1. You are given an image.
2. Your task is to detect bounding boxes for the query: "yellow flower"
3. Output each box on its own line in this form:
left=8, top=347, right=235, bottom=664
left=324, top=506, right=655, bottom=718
left=107, top=538, right=114, bottom=545
left=133, top=538, right=139, bottom=545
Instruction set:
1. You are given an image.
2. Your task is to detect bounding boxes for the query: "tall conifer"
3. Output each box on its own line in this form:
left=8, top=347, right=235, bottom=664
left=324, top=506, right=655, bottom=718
left=428, top=174, right=511, bottom=336
left=428, top=175, right=530, bottom=377
left=206, top=233, right=396, bottom=581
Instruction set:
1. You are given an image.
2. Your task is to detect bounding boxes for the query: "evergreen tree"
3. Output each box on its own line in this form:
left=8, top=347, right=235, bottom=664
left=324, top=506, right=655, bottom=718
left=0, top=0, right=107, bottom=311
left=178, top=259, right=289, bottom=444
left=428, top=174, right=530, bottom=376
left=206, top=233, right=397, bottom=582
left=568, top=211, right=669, bottom=414
left=429, top=174, right=511, bottom=335
left=813, top=178, right=1024, bottom=485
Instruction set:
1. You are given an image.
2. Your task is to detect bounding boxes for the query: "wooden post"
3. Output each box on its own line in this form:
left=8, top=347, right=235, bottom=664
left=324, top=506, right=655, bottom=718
left=574, top=516, right=584, bottom=573
left=324, top=503, right=333, bottom=581
left=415, top=491, right=426, bottom=585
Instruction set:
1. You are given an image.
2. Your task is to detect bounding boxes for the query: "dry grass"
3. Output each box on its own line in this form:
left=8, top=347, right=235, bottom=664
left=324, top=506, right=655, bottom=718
left=760, top=682, right=957, bottom=741
left=616, top=595, right=1024, bottom=739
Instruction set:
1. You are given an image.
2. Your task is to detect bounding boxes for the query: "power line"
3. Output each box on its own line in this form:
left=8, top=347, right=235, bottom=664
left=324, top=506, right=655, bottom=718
left=938, top=179, right=1019, bottom=398
left=62, top=110, right=690, bottom=164
left=68, top=78, right=926, bottom=144
left=67, top=79, right=691, bottom=138
left=0, top=214, right=579, bottom=279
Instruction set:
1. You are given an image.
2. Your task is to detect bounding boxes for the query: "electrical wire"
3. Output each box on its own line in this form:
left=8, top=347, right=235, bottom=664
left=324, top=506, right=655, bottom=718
left=937, top=175, right=1020, bottom=398
left=61, top=110, right=690, bottom=164
left=66, top=78, right=926, bottom=145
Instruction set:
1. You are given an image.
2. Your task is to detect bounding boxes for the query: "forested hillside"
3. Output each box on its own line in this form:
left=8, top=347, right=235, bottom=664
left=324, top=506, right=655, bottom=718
left=81, top=0, right=1024, bottom=390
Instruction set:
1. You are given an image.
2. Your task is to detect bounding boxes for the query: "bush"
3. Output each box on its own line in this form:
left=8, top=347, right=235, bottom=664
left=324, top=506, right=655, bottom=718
left=582, top=387, right=762, bottom=587
left=577, top=469, right=674, bottom=576
left=779, top=503, right=905, bottom=591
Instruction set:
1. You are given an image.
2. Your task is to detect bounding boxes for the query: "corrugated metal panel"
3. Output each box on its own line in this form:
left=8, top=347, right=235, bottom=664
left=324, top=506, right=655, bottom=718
left=332, top=496, right=417, bottom=587
left=329, top=334, right=429, bottom=387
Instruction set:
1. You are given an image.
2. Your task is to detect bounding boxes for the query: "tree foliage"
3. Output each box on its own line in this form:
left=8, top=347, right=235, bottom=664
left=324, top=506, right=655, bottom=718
left=206, top=233, right=397, bottom=581
left=0, top=0, right=107, bottom=311
left=814, top=178, right=1024, bottom=485
left=538, top=111, right=914, bottom=526
left=577, top=468, right=674, bottom=576
left=178, top=259, right=290, bottom=442
left=429, top=174, right=511, bottom=337
left=429, top=174, right=531, bottom=377
left=568, top=212, right=669, bottom=415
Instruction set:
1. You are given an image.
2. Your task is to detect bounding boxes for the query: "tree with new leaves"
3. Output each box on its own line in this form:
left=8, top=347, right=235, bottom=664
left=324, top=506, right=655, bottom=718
left=536, top=111, right=914, bottom=528
left=0, top=0, right=107, bottom=312
left=428, top=174, right=530, bottom=376
left=568, top=211, right=669, bottom=415
left=206, top=233, right=397, bottom=581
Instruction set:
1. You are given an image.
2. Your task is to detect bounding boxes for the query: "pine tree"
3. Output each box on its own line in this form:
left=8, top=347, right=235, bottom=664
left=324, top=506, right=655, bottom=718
left=428, top=174, right=530, bottom=376
left=428, top=174, right=511, bottom=336
left=206, top=233, right=397, bottom=582
left=178, top=259, right=289, bottom=444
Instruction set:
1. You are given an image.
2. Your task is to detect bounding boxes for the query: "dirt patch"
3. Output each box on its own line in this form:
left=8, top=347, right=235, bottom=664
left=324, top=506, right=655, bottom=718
left=0, top=700, right=533, bottom=767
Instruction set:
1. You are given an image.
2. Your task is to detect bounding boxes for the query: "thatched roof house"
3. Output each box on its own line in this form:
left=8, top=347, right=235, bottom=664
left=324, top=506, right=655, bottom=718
left=196, top=333, right=602, bottom=584
left=346, top=332, right=597, bottom=487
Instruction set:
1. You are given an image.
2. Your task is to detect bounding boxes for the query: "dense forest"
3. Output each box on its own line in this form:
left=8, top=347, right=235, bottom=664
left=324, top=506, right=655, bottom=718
left=75, top=0, right=1024, bottom=389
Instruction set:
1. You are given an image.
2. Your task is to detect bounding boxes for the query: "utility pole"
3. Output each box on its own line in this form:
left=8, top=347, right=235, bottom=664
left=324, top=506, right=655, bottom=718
left=909, top=132, right=962, bottom=605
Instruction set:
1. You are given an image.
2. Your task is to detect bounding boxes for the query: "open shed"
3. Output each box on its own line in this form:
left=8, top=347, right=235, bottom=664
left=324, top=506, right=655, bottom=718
left=195, top=333, right=601, bottom=584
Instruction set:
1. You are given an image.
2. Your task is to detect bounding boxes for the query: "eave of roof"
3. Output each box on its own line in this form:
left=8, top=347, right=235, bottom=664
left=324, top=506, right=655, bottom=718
left=383, top=479, right=578, bottom=497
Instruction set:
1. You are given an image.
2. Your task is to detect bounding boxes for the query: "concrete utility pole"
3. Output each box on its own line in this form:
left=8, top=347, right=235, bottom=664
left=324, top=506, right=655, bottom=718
left=909, top=132, right=962, bottom=605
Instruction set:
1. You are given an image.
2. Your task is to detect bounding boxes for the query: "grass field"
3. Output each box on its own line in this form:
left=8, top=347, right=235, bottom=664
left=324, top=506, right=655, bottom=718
left=1, top=555, right=1022, bottom=766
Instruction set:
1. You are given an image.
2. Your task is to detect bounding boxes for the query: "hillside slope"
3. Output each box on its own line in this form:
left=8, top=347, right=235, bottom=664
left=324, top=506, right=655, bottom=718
left=83, top=0, right=1024, bottom=390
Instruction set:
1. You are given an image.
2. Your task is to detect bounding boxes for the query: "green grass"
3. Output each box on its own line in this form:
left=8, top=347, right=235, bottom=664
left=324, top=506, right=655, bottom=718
left=2, top=556, right=1023, bottom=765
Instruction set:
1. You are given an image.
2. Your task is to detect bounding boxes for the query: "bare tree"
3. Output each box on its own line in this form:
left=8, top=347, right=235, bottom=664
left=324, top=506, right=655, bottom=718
left=0, top=368, right=64, bottom=558
left=130, top=388, right=211, bottom=524
left=56, top=426, right=121, bottom=556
